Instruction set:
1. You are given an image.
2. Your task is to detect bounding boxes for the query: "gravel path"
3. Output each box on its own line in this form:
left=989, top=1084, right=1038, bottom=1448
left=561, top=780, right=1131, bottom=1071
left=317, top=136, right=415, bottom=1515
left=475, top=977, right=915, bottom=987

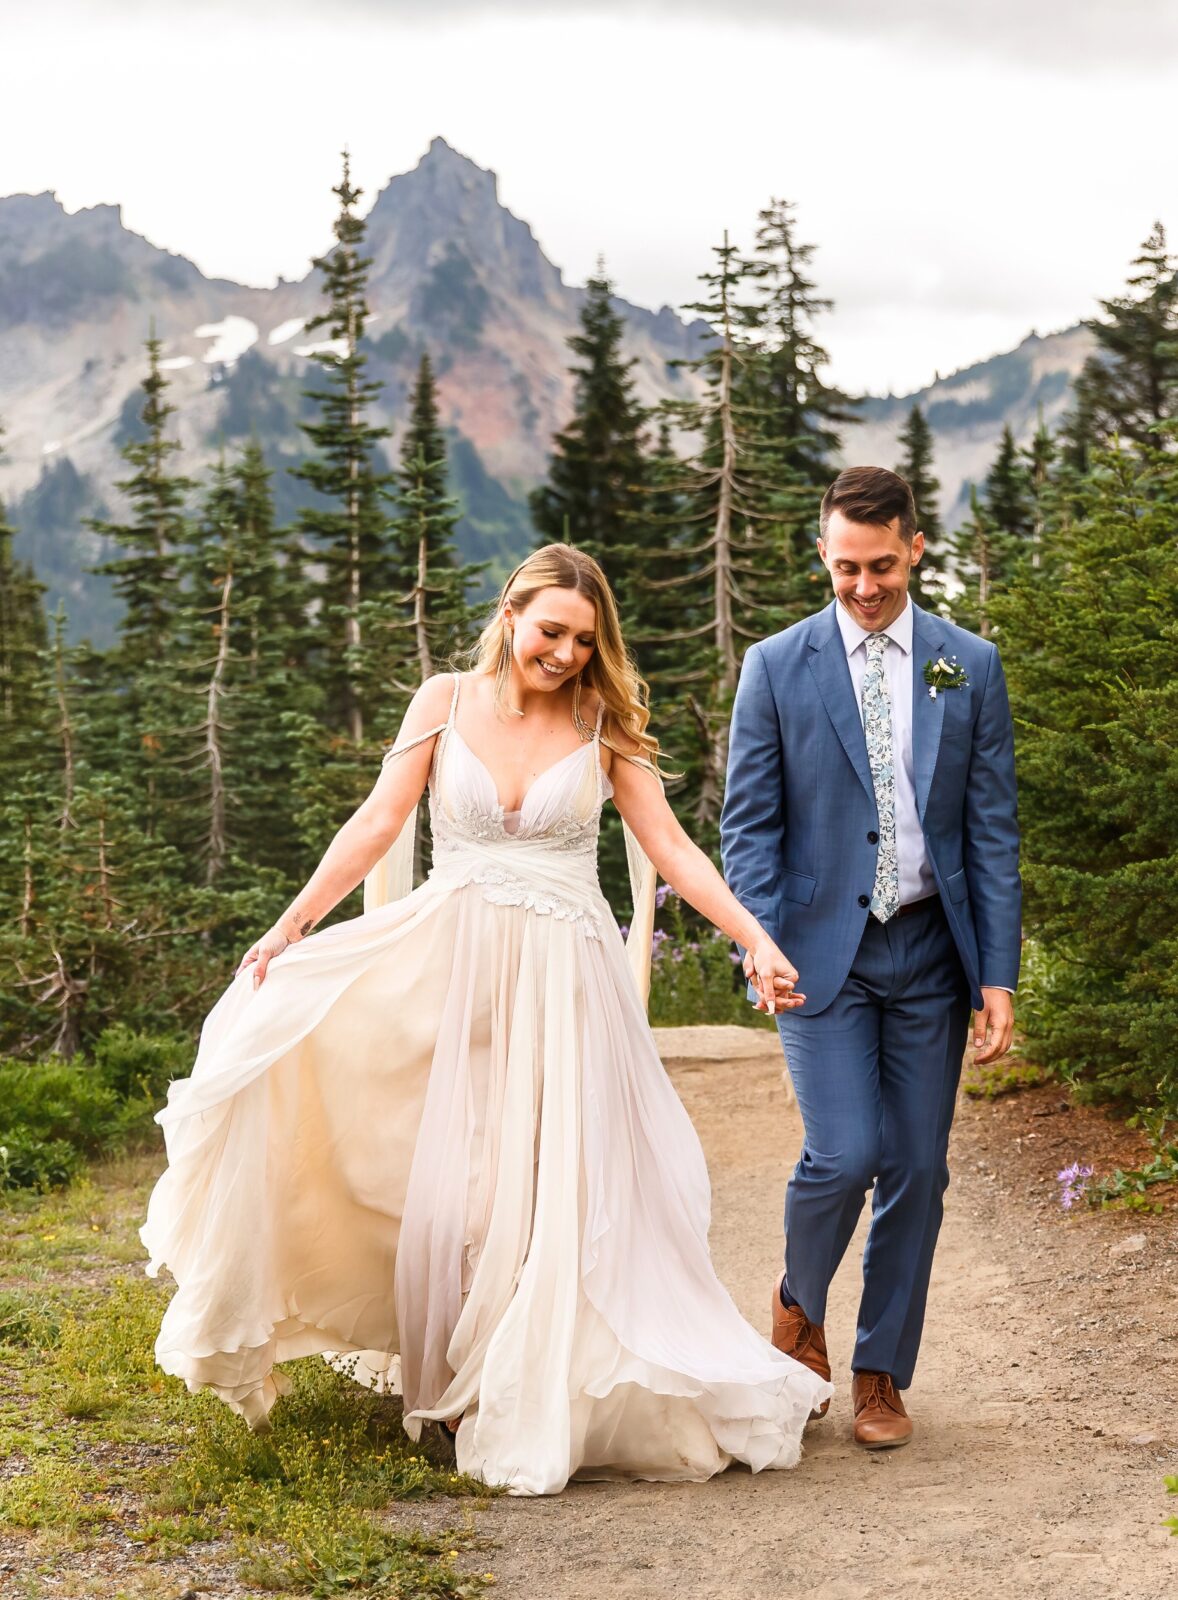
left=460, top=1026, right=1178, bottom=1600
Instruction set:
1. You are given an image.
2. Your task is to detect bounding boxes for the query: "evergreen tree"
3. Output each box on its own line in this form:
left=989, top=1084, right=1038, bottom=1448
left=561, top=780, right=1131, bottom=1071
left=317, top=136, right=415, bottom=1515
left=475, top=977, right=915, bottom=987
left=233, top=439, right=315, bottom=677
left=529, top=265, right=649, bottom=601
left=748, top=198, right=860, bottom=489
left=89, top=338, right=194, bottom=836
left=948, top=486, right=998, bottom=636
left=1081, top=223, right=1178, bottom=449
left=1023, top=412, right=1056, bottom=570
left=0, top=426, right=49, bottom=781
left=385, top=353, right=479, bottom=692
left=643, top=235, right=785, bottom=839
left=292, top=150, right=396, bottom=744
left=894, top=403, right=944, bottom=603
left=92, top=335, right=193, bottom=670
left=992, top=431, right=1178, bottom=1116
left=1057, top=367, right=1099, bottom=479
left=172, top=453, right=318, bottom=887
left=985, top=424, right=1034, bottom=547
left=0, top=773, right=273, bottom=1056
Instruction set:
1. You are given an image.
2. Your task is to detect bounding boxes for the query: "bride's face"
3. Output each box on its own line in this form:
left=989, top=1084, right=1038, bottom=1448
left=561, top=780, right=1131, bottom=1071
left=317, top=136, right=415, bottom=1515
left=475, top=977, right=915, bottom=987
left=505, top=586, right=597, bottom=692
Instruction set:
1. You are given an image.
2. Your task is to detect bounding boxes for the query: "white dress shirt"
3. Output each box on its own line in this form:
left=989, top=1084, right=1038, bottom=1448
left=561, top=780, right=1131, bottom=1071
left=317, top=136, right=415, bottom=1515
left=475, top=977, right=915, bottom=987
left=835, top=596, right=936, bottom=908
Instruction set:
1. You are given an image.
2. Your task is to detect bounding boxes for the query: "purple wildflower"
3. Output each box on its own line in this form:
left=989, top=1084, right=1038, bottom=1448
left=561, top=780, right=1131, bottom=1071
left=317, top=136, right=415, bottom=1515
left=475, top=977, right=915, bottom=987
left=651, top=928, right=671, bottom=963
left=1056, top=1162, right=1094, bottom=1211
left=655, top=883, right=677, bottom=910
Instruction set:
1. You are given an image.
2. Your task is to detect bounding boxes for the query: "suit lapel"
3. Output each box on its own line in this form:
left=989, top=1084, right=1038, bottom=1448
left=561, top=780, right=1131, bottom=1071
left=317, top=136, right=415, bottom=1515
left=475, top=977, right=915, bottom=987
left=807, top=603, right=875, bottom=804
left=911, top=604, right=946, bottom=818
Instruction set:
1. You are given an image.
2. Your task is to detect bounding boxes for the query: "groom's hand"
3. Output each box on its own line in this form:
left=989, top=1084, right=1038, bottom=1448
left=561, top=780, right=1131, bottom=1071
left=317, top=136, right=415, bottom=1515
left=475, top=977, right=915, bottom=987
left=972, top=988, right=1014, bottom=1064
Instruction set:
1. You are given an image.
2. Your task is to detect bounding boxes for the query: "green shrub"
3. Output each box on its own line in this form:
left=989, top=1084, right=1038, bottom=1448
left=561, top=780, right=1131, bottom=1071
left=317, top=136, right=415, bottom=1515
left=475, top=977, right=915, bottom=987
left=91, top=1024, right=191, bottom=1103
left=0, top=1129, right=82, bottom=1190
left=0, top=1026, right=185, bottom=1190
left=645, top=888, right=774, bottom=1029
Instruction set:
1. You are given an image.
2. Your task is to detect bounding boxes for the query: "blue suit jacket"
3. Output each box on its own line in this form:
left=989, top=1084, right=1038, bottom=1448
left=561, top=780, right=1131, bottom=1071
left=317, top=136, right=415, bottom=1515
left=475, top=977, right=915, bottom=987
left=720, top=601, right=1021, bottom=1015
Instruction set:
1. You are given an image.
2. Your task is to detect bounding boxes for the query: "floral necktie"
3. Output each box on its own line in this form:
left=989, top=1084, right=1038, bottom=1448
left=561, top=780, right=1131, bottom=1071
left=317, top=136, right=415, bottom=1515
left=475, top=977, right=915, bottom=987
left=862, top=633, right=899, bottom=923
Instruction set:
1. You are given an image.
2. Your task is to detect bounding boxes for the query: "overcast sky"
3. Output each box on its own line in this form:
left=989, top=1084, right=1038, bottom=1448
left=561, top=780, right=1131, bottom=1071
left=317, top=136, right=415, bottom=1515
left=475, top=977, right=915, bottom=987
left=4, top=1, right=1177, bottom=395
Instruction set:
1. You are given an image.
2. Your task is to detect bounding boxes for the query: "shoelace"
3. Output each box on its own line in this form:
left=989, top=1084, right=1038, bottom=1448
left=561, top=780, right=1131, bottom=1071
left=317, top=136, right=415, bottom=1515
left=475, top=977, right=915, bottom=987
left=781, top=1309, right=825, bottom=1361
left=855, top=1372, right=902, bottom=1414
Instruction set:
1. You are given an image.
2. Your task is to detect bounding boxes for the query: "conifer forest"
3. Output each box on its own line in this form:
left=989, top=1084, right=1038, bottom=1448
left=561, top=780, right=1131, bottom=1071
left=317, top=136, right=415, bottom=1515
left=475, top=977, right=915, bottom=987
left=2, top=159, right=1178, bottom=1192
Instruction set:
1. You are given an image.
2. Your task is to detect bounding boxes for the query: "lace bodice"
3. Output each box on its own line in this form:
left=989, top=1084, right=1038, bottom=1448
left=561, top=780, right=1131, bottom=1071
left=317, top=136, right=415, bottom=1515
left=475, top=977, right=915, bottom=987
left=385, top=677, right=614, bottom=937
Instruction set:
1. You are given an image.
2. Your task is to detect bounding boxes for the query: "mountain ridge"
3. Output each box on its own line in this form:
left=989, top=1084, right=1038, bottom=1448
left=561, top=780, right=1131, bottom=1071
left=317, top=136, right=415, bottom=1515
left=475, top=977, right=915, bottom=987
left=0, top=137, right=1092, bottom=638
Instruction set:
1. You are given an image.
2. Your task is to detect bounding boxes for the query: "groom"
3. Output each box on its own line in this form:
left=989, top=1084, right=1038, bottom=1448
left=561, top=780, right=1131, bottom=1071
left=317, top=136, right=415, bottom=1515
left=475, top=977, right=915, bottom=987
left=720, top=466, right=1020, bottom=1448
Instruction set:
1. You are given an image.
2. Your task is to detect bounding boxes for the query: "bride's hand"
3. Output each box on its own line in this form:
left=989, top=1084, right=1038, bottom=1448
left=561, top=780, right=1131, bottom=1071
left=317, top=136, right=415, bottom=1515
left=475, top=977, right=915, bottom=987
left=743, top=937, right=805, bottom=1016
left=237, top=926, right=293, bottom=989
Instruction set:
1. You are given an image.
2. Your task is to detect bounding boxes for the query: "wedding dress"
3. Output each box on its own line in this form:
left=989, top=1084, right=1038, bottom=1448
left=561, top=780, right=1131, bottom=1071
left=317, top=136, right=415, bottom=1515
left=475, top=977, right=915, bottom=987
left=142, top=676, right=830, bottom=1495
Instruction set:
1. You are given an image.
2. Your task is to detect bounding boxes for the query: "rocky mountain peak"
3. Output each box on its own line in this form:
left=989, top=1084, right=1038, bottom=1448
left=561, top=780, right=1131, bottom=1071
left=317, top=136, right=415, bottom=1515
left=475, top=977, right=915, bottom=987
left=361, top=136, right=563, bottom=306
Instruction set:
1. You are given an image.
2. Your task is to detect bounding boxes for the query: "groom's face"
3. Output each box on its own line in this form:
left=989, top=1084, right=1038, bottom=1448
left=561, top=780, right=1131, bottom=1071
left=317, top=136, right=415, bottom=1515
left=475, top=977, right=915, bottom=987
left=818, top=512, right=924, bottom=633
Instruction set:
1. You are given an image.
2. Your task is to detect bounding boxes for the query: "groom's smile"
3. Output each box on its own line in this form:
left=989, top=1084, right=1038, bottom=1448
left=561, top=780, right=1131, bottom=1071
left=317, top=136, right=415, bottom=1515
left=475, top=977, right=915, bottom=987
left=818, top=509, right=925, bottom=634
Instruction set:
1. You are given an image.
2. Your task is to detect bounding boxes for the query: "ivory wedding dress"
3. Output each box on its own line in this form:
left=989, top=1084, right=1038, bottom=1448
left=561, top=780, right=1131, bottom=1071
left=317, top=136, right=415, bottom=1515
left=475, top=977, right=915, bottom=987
left=142, top=676, right=830, bottom=1495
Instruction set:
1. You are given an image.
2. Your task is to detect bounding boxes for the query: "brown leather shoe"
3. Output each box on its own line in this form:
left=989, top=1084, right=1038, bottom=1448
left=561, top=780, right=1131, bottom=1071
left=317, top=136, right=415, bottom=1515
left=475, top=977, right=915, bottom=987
left=851, top=1371, right=912, bottom=1448
left=771, top=1274, right=831, bottom=1419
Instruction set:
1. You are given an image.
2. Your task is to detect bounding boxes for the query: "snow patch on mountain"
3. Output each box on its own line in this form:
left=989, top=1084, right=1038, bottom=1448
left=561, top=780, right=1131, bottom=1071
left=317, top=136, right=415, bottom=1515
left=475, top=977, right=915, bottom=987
left=267, top=317, right=306, bottom=346
left=294, top=338, right=349, bottom=360
left=194, top=317, right=258, bottom=365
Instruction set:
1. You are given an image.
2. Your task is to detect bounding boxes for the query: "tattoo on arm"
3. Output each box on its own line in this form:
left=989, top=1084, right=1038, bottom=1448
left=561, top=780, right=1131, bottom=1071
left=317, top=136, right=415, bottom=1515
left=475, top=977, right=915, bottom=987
left=298, top=919, right=315, bottom=939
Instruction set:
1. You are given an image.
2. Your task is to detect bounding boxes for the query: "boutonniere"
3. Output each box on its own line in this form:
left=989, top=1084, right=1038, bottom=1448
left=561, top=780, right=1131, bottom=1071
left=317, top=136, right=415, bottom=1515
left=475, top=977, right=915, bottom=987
left=923, top=655, right=969, bottom=699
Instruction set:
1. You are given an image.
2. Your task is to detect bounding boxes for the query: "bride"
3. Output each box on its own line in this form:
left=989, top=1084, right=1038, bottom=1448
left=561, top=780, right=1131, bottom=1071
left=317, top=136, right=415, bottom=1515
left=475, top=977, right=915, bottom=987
left=142, top=543, right=831, bottom=1495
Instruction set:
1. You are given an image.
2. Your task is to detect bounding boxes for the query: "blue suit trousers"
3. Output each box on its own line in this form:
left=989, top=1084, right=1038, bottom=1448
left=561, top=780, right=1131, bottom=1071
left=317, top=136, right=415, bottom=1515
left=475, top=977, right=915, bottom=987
left=775, top=896, right=970, bottom=1389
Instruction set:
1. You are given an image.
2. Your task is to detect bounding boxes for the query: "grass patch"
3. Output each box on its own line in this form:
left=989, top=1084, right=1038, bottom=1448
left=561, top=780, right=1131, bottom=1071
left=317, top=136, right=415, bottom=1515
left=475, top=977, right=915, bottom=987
left=1, top=1160, right=497, bottom=1597
left=961, top=1054, right=1047, bottom=1099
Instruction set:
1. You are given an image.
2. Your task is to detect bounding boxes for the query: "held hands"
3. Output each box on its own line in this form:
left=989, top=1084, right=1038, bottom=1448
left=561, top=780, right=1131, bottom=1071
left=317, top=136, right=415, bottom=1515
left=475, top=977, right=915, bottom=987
left=236, top=926, right=294, bottom=989
left=742, top=937, right=806, bottom=1017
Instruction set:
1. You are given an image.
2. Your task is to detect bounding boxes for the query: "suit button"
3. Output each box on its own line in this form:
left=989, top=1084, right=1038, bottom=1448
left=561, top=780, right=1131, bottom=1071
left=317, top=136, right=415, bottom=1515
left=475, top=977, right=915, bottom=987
left=858, top=894, right=870, bottom=908
left=867, top=831, right=879, bottom=844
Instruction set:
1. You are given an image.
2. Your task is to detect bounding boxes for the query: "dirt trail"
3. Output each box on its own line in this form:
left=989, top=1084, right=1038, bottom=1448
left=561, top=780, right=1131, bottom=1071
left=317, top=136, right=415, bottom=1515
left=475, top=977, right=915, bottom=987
left=449, top=1027, right=1178, bottom=1600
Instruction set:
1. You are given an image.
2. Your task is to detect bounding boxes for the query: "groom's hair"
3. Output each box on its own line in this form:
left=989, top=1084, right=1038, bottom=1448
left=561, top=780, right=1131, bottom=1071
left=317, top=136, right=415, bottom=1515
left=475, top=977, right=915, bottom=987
left=820, top=466, right=917, bottom=544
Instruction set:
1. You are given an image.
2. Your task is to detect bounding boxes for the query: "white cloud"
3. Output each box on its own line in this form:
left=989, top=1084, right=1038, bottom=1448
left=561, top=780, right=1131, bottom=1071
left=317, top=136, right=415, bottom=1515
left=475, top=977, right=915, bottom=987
left=1, top=4, right=1175, bottom=394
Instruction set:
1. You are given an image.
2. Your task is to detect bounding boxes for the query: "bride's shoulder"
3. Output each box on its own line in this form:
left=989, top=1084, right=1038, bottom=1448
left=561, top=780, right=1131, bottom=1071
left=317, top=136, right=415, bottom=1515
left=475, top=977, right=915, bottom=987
left=410, top=673, right=459, bottom=717
left=395, top=673, right=461, bottom=740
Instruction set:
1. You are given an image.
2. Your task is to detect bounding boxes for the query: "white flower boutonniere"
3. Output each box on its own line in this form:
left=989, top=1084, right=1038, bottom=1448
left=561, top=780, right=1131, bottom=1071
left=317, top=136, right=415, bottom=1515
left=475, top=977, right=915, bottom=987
left=923, top=655, right=969, bottom=699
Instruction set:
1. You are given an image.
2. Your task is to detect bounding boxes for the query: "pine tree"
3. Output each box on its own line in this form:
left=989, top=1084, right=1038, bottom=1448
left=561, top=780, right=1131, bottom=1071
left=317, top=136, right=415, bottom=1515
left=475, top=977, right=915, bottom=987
left=1081, top=222, right=1178, bottom=449
left=92, top=335, right=193, bottom=670
left=386, top=353, right=478, bottom=692
left=529, top=265, right=649, bottom=600
left=89, top=337, right=194, bottom=836
left=233, top=439, right=314, bottom=678
left=0, top=425, right=49, bottom=782
left=1023, top=412, right=1056, bottom=570
left=643, top=235, right=786, bottom=839
left=292, top=150, right=396, bottom=744
left=992, top=431, right=1178, bottom=1115
left=748, top=198, right=859, bottom=490
left=171, top=453, right=318, bottom=887
left=948, top=486, right=997, bottom=636
left=985, top=424, right=1034, bottom=546
left=894, top=403, right=944, bottom=603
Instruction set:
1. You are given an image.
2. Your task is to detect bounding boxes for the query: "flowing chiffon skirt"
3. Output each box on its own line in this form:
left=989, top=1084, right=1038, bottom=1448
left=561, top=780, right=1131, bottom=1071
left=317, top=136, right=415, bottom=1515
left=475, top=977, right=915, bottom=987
left=142, top=698, right=831, bottom=1494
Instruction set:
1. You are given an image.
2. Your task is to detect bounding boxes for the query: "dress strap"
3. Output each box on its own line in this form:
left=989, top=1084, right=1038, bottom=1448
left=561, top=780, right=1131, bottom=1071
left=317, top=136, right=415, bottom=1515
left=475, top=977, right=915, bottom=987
left=380, top=675, right=461, bottom=767
left=380, top=722, right=447, bottom=766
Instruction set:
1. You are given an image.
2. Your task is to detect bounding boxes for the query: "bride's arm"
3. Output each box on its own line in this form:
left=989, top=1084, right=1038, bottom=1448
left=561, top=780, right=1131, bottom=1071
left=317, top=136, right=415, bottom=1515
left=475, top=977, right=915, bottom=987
left=610, top=754, right=804, bottom=1013
left=240, top=674, right=453, bottom=986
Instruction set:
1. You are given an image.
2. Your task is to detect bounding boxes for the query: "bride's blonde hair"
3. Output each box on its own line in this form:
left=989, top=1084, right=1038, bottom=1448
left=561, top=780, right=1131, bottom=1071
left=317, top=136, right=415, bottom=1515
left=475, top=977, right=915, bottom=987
left=471, top=543, right=660, bottom=767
